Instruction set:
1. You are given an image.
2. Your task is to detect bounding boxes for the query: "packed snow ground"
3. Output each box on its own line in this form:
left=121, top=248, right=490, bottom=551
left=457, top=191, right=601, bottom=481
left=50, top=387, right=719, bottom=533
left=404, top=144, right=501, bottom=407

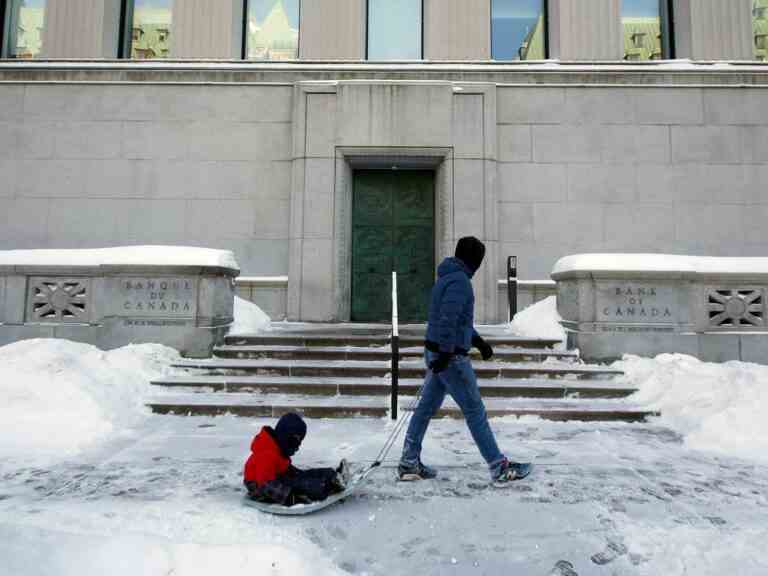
left=1, top=295, right=768, bottom=574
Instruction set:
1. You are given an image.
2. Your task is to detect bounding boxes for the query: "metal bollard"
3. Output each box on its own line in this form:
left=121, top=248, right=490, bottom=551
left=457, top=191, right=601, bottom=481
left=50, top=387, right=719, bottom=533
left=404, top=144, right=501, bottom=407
left=507, top=256, right=518, bottom=322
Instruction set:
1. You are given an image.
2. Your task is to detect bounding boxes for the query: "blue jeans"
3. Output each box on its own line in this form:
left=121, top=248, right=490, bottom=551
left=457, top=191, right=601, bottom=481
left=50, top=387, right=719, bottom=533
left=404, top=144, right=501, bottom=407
left=401, top=350, right=506, bottom=478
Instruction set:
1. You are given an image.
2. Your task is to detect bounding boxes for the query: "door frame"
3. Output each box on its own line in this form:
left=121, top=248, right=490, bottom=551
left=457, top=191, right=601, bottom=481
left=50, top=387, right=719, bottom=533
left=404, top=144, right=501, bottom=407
left=334, top=147, right=454, bottom=322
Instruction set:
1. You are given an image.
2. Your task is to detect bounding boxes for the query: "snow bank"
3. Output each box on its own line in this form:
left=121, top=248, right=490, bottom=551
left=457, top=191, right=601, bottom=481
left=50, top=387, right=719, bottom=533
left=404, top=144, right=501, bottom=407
left=0, top=339, right=180, bottom=462
left=506, top=296, right=566, bottom=347
left=0, top=246, right=239, bottom=270
left=230, top=296, right=271, bottom=334
left=618, top=354, right=768, bottom=463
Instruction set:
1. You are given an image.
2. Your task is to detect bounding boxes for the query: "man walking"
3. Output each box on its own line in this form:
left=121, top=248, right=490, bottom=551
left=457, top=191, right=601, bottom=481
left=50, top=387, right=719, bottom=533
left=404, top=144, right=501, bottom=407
left=398, top=236, right=531, bottom=486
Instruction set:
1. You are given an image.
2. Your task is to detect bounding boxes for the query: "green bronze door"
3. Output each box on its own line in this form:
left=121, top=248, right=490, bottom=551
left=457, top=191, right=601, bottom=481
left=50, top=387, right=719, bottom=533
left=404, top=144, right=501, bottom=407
left=351, top=170, right=435, bottom=322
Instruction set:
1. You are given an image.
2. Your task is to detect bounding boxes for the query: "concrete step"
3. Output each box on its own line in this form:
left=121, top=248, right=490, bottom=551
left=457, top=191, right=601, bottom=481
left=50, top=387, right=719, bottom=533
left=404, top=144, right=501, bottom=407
left=224, top=333, right=562, bottom=350
left=146, top=393, right=656, bottom=422
left=212, top=345, right=577, bottom=363
left=170, top=359, right=623, bottom=380
left=150, top=375, right=637, bottom=399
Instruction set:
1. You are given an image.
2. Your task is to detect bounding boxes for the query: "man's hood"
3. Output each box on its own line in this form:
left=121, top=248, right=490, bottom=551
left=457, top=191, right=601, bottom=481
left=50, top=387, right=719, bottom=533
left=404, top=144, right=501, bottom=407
left=437, top=256, right=475, bottom=279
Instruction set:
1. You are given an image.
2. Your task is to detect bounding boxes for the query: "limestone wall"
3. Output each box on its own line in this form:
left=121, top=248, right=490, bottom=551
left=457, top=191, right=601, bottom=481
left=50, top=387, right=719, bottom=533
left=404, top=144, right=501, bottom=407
left=1, top=65, right=767, bottom=323
left=0, top=83, right=293, bottom=279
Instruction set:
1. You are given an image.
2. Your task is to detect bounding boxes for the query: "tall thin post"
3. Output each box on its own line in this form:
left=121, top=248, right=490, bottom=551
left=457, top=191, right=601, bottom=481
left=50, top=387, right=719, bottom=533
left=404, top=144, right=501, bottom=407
left=507, top=256, right=518, bottom=322
left=391, top=271, right=399, bottom=420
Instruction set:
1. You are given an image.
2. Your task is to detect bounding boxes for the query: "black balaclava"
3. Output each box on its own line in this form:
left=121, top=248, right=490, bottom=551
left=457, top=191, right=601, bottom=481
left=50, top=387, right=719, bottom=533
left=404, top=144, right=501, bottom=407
left=455, top=236, right=486, bottom=273
left=273, top=412, right=307, bottom=457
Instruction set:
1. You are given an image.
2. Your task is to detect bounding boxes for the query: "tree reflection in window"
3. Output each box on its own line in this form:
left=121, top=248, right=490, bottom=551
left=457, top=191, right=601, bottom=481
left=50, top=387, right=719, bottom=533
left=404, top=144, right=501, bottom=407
left=246, top=0, right=299, bottom=60
left=130, top=0, right=172, bottom=59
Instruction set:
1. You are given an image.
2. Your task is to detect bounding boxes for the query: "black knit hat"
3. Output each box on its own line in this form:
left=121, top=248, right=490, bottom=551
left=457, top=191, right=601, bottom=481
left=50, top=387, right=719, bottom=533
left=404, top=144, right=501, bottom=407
left=274, top=412, right=307, bottom=457
left=455, top=236, right=486, bottom=273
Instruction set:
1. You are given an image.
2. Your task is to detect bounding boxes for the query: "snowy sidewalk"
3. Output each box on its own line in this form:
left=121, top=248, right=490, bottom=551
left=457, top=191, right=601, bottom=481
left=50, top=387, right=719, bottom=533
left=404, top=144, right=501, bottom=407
left=2, top=413, right=767, bottom=575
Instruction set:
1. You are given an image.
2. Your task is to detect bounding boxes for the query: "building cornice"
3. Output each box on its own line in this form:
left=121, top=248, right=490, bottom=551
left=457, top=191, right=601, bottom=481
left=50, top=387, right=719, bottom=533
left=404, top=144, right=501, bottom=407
left=0, top=59, right=767, bottom=85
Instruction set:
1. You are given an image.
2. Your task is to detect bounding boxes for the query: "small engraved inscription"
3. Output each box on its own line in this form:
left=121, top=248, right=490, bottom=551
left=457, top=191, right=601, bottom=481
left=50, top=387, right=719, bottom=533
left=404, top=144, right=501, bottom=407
left=597, top=284, right=675, bottom=323
left=120, top=278, right=196, bottom=317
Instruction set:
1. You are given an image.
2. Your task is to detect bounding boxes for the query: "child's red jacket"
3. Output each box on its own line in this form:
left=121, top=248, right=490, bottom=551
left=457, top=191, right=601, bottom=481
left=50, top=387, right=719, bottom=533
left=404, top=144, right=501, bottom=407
left=244, top=427, right=291, bottom=486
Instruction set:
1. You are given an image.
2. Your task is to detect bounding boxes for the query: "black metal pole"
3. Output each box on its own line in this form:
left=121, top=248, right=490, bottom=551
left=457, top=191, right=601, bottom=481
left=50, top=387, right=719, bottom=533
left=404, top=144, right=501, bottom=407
left=391, top=334, right=399, bottom=420
left=507, top=256, right=518, bottom=322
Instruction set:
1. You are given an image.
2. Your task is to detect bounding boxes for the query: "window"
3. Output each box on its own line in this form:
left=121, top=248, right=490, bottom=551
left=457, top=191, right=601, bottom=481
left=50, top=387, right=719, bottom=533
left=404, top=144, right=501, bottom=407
left=755, top=0, right=768, bottom=61
left=622, top=0, right=671, bottom=61
left=246, top=0, right=299, bottom=60
left=128, top=0, right=172, bottom=59
left=491, top=0, right=547, bottom=60
left=3, top=0, right=46, bottom=58
left=367, top=0, right=422, bottom=60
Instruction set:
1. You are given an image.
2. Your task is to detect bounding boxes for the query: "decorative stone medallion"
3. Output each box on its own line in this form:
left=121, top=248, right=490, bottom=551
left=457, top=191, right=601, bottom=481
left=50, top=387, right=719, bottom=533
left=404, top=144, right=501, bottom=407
left=707, top=289, right=764, bottom=328
left=28, top=278, right=90, bottom=323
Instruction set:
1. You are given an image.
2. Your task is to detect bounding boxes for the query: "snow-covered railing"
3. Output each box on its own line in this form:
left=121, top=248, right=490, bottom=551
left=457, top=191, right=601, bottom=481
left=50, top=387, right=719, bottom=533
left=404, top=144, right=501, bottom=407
left=551, top=253, right=768, bottom=364
left=0, top=247, right=240, bottom=358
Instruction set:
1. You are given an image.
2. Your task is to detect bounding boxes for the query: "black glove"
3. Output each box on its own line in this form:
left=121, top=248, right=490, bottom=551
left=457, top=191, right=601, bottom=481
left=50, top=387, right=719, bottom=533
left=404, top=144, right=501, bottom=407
left=429, top=352, right=453, bottom=374
left=472, top=334, right=494, bottom=361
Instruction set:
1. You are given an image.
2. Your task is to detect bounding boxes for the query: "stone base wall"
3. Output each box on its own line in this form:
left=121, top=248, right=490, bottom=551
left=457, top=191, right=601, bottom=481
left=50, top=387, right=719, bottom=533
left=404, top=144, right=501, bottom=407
left=0, top=260, right=238, bottom=357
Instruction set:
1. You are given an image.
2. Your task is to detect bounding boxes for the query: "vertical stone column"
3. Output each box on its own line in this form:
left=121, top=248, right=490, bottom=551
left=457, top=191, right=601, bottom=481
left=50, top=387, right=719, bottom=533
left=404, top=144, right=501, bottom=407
left=673, top=0, right=754, bottom=60
left=299, top=0, right=366, bottom=59
left=423, top=0, right=491, bottom=60
left=548, top=0, right=622, bottom=60
left=42, top=0, right=123, bottom=58
left=170, top=0, right=244, bottom=59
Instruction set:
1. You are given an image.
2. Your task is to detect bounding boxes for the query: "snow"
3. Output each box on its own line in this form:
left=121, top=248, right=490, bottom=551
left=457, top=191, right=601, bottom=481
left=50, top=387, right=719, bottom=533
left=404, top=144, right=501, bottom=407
left=618, top=353, right=768, bottom=464
left=0, top=339, right=180, bottom=464
left=230, top=296, right=271, bottom=334
left=507, top=296, right=566, bottom=347
left=0, top=246, right=239, bottom=270
left=552, top=253, right=768, bottom=276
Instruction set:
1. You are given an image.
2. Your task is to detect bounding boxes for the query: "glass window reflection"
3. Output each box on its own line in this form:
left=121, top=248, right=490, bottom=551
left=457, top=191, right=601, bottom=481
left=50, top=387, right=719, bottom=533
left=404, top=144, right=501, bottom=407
left=368, top=0, right=422, bottom=60
left=130, top=0, right=172, bottom=59
left=247, top=0, right=300, bottom=60
left=622, top=0, right=663, bottom=60
left=491, top=0, right=546, bottom=60
left=6, top=0, right=46, bottom=58
left=755, top=0, right=768, bottom=61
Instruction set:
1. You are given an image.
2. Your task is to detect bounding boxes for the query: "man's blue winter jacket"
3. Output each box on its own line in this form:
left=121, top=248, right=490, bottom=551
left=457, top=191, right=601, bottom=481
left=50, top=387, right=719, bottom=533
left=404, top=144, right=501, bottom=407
left=425, top=257, right=480, bottom=354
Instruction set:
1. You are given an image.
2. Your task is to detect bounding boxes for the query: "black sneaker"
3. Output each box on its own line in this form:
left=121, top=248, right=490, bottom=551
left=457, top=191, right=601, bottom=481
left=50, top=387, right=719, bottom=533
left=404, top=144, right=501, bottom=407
left=397, top=460, right=438, bottom=481
left=492, top=460, right=532, bottom=487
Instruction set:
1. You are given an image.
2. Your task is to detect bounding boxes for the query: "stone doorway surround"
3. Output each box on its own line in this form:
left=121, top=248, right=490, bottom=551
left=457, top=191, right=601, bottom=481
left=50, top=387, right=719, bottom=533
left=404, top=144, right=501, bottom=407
left=288, top=81, right=499, bottom=323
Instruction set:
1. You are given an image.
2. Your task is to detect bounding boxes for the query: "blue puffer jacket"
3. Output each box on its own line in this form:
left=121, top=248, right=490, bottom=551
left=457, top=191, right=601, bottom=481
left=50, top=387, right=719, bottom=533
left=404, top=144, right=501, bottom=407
left=425, top=257, right=480, bottom=354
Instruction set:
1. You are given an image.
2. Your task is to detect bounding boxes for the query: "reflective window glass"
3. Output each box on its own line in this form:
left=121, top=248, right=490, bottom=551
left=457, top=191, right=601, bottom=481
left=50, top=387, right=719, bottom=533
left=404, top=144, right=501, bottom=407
left=247, top=0, right=300, bottom=60
left=130, top=0, right=172, bottom=59
left=5, top=0, right=46, bottom=58
left=492, top=0, right=546, bottom=60
left=368, top=0, right=422, bottom=60
left=755, top=0, right=768, bottom=61
left=622, top=0, right=663, bottom=60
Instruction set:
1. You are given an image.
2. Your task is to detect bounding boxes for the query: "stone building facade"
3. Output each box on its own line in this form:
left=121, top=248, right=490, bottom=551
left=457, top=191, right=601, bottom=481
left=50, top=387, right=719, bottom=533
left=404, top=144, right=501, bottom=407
left=1, top=1, right=767, bottom=323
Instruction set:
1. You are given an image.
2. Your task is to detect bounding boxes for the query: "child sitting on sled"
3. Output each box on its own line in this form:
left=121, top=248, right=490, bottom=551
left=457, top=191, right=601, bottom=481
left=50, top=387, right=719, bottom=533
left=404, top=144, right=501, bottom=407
left=243, top=412, right=349, bottom=506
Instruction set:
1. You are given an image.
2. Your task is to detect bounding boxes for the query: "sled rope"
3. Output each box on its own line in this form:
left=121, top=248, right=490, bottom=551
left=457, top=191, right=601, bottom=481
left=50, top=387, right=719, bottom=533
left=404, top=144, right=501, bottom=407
left=368, top=380, right=425, bottom=472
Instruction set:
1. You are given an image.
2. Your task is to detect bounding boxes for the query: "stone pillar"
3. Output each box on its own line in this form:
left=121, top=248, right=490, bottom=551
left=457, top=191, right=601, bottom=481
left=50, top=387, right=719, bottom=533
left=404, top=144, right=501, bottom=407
left=299, top=0, right=365, bottom=59
left=423, top=0, right=491, bottom=60
left=170, top=0, right=244, bottom=59
left=548, top=0, right=623, bottom=60
left=42, top=0, right=123, bottom=58
left=672, top=0, right=754, bottom=60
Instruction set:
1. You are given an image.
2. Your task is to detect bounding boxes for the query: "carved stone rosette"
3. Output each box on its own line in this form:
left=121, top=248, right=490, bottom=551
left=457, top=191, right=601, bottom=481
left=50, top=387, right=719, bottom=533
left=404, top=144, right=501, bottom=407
left=28, top=278, right=89, bottom=323
left=707, top=288, right=764, bottom=328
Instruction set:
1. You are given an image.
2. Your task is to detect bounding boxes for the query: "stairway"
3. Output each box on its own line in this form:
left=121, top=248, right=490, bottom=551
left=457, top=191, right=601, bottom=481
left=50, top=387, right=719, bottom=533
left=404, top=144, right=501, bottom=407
left=147, top=323, right=657, bottom=423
